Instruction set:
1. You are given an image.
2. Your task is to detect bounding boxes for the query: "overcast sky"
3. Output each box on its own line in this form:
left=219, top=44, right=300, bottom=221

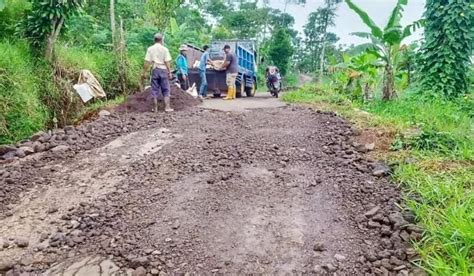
left=267, top=0, right=426, bottom=46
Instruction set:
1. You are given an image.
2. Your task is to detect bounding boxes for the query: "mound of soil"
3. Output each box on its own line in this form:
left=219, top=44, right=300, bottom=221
left=116, top=85, right=200, bottom=113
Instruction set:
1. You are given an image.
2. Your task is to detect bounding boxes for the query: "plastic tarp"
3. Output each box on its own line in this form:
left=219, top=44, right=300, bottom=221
left=73, top=70, right=106, bottom=103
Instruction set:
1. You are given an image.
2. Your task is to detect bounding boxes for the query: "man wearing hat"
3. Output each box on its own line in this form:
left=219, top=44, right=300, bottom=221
left=176, top=44, right=189, bottom=90
left=220, top=44, right=238, bottom=100
left=141, top=33, right=173, bottom=112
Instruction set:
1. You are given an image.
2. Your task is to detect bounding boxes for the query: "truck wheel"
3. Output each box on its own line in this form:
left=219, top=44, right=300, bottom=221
left=236, top=83, right=244, bottom=98
left=245, top=82, right=256, bottom=97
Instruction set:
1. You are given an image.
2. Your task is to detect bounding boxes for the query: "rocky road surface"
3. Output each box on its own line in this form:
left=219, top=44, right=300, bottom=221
left=0, top=96, right=423, bottom=275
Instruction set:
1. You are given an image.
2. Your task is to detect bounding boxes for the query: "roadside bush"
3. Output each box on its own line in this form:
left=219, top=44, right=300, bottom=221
left=393, top=127, right=464, bottom=154
left=365, top=97, right=473, bottom=160
left=0, top=40, right=143, bottom=144
left=0, top=0, right=30, bottom=39
left=0, top=41, right=48, bottom=144
left=56, top=45, right=118, bottom=96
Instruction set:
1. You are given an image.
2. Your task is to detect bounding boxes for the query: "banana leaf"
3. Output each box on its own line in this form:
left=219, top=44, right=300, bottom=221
left=385, top=0, right=407, bottom=32
left=345, top=0, right=383, bottom=39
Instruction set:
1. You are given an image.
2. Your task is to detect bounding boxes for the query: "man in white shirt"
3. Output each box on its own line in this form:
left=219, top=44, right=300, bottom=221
left=141, top=33, right=173, bottom=112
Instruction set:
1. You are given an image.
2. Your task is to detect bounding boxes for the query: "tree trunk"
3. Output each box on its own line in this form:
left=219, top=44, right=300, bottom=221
left=382, top=65, right=395, bottom=101
left=118, top=17, right=128, bottom=95
left=364, top=82, right=370, bottom=102
left=318, top=34, right=327, bottom=84
left=110, top=0, right=116, bottom=47
left=45, top=17, right=64, bottom=62
left=318, top=9, right=330, bottom=84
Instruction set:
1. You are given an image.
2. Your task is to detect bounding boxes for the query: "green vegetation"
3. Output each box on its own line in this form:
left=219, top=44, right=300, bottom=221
left=345, top=0, right=423, bottom=100
left=268, top=28, right=294, bottom=76
left=0, top=0, right=209, bottom=143
left=284, top=78, right=473, bottom=275
left=0, top=41, right=48, bottom=144
left=1, top=0, right=473, bottom=273
left=284, top=1, right=473, bottom=273
left=418, top=0, right=472, bottom=98
left=1, top=0, right=302, bottom=143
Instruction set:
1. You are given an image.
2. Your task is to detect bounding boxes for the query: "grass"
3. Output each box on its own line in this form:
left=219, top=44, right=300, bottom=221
left=74, top=96, right=125, bottom=123
left=0, top=41, right=140, bottom=145
left=0, top=41, right=48, bottom=144
left=283, top=86, right=474, bottom=275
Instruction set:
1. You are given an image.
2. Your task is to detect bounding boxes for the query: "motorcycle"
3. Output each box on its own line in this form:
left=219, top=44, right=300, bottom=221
left=267, top=73, right=282, bottom=98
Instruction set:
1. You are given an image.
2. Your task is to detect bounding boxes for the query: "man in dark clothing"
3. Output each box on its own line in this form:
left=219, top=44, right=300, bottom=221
left=220, top=44, right=238, bottom=100
left=198, top=45, right=212, bottom=98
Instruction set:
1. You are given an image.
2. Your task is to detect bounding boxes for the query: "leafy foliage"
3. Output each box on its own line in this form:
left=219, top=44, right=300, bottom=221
left=393, top=127, right=462, bottom=154
left=0, top=41, right=48, bottom=144
left=344, top=0, right=423, bottom=100
left=25, top=0, right=86, bottom=59
left=268, top=28, right=294, bottom=76
left=331, top=52, right=380, bottom=101
left=146, top=0, right=184, bottom=31
left=418, top=0, right=473, bottom=99
left=0, top=0, right=31, bottom=38
left=298, top=6, right=339, bottom=74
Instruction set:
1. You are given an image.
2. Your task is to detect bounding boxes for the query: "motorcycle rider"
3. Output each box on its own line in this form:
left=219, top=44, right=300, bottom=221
left=265, top=66, right=281, bottom=91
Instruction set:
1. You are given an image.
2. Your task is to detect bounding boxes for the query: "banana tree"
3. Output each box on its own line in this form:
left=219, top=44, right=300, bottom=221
left=332, top=52, right=381, bottom=101
left=344, top=0, right=423, bottom=100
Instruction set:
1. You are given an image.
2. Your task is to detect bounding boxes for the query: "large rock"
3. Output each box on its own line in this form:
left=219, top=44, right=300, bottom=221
left=15, top=238, right=29, bottom=248
left=31, top=131, right=46, bottom=142
left=39, top=133, right=52, bottom=143
left=15, top=149, right=26, bottom=158
left=0, top=145, right=16, bottom=156
left=389, top=212, right=408, bottom=229
left=33, top=142, right=46, bottom=153
left=0, top=259, right=14, bottom=272
left=130, top=256, right=149, bottom=268
left=364, top=206, right=380, bottom=218
left=99, top=110, right=111, bottom=117
left=1, top=151, right=16, bottom=161
left=51, top=145, right=70, bottom=153
left=19, top=146, right=35, bottom=156
left=372, top=163, right=390, bottom=176
left=132, top=267, right=147, bottom=276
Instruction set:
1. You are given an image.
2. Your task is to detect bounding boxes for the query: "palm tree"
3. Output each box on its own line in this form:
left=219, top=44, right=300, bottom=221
left=345, top=0, right=423, bottom=100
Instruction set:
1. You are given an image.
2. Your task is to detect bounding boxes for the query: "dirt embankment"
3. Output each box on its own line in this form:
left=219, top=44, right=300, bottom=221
left=0, top=103, right=423, bottom=275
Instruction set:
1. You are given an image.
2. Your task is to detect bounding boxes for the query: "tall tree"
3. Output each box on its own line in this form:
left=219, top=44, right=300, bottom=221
left=146, top=0, right=184, bottom=31
left=317, top=0, right=341, bottom=83
left=418, top=0, right=472, bottom=99
left=300, top=8, right=339, bottom=74
left=25, top=0, right=86, bottom=61
left=268, top=28, right=294, bottom=76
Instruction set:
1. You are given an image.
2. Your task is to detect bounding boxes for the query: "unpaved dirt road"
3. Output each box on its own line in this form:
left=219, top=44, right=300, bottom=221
left=0, top=95, right=422, bottom=275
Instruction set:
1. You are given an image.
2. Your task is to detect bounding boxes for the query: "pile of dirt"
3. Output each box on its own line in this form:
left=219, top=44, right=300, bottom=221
left=116, top=85, right=200, bottom=113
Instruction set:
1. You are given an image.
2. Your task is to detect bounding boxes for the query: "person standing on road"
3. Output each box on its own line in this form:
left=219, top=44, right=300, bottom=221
left=198, top=45, right=212, bottom=99
left=176, top=44, right=189, bottom=91
left=141, top=33, right=174, bottom=112
left=221, top=44, right=238, bottom=100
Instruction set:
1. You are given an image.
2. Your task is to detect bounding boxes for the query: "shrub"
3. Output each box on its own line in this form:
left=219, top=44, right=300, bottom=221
left=0, top=41, right=48, bottom=144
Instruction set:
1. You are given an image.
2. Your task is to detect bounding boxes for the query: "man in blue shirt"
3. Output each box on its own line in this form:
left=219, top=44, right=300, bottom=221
left=176, top=44, right=188, bottom=90
left=199, top=45, right=211, bottom=98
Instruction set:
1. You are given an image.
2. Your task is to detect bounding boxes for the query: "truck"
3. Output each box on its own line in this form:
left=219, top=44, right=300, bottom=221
left=185, top=40, right=258, bottom=98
